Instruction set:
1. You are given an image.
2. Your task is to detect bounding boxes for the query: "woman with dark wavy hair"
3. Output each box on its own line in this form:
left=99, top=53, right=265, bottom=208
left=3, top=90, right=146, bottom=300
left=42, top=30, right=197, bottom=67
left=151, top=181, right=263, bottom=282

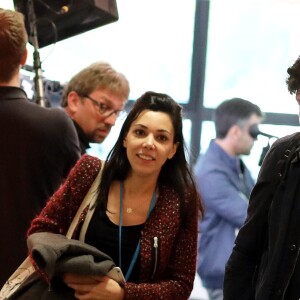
left=28, top=91, right=203, bottom=299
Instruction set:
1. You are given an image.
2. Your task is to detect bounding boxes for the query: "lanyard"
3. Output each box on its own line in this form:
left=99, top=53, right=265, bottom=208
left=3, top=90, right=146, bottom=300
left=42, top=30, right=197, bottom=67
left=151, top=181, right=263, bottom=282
left=119, top=181, right=157, bottom=280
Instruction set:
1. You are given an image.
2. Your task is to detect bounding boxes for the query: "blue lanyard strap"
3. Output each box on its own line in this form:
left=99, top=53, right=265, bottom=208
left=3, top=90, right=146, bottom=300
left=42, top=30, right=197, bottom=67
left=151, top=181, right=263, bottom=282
left=119, top=182, right=157, bottom=280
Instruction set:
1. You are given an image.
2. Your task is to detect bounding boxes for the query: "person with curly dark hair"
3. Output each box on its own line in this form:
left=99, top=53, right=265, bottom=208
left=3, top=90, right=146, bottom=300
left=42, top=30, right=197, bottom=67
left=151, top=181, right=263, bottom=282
left=224, top=57, right=300, bottom=300
left=286, top=56, right=300, bottom=94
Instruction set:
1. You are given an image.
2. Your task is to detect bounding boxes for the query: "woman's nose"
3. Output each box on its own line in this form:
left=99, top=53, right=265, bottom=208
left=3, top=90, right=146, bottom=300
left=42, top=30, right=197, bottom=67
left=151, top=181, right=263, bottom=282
left=143, top=136, right=155, bottom=149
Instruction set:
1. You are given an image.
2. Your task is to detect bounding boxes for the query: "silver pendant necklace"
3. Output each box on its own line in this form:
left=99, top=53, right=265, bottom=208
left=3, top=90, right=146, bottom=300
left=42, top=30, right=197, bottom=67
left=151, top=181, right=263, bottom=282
left=126, top=207, right=133, bottom=214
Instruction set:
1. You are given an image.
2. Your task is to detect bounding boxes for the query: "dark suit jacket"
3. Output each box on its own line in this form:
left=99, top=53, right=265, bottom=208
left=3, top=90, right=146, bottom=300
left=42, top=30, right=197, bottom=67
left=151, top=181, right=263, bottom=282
left=0, top=86, right=81, bottom=286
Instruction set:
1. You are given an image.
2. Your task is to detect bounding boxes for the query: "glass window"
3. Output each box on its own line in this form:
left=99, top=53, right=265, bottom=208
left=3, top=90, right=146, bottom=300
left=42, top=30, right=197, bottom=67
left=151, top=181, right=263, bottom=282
left=200, top=0, right=300, bottom=179
left=204, top=0, right=300, bottom=114
left=18, top=0, right=196, bottom=103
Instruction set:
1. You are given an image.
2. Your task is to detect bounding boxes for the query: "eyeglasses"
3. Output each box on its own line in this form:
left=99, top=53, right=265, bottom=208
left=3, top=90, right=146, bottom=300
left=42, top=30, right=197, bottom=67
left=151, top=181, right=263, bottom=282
left=82, top=94, right=125, bottom=118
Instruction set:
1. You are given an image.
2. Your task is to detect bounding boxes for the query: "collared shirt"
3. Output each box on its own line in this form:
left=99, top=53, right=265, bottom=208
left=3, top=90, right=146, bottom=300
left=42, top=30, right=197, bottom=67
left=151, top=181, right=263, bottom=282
left=209, top=140, right=241, bottom=174
left=194, top=139, right=255, bottom=289
left=210, top=141, right=249, bottom=197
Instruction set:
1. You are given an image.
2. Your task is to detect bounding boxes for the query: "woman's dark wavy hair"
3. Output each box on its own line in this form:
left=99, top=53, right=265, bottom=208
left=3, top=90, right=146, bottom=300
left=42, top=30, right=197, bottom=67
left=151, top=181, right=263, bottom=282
left=96, top=91, right=203, bottom=217
left=286, top=56, right=300, bottom=94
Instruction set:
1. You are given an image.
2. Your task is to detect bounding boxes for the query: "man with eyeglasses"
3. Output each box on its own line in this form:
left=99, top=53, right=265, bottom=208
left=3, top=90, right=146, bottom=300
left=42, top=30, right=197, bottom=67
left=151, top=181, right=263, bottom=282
left=61, top=62, right=130, bottom=154
left=194, top=98, right=263, bottom=300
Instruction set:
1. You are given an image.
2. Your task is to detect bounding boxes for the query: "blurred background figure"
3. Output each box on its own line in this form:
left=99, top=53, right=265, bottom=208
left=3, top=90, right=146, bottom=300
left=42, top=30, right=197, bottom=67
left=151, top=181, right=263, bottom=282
left=0, top=8, right=80, bottom=286
left=61, top=62, right=130, bottom=154
left=194, top=98, right=263, bottom=300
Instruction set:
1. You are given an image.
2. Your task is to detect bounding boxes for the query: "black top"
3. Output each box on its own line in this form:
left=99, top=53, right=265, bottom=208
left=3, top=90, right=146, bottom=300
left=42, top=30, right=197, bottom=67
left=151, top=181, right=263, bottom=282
left=85, top=204, right=143, bottom=282
left=0, top=86, right=81, bottom=286
left=73, top=120, right=90, bottom=154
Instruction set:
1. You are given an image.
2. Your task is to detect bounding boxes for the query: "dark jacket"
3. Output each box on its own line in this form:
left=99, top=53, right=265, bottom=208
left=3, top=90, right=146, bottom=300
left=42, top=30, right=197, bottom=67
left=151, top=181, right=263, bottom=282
left=72, top=121, right=90, bottom=155
left=7, top=233, right=116, bottom=300
left=0, top=87, right=81, bottom=286
left=28, top=232, right=116, bottom=280
left=28, top=155, right=199, bottom=300
left=224, top=133, right=300, bottom=300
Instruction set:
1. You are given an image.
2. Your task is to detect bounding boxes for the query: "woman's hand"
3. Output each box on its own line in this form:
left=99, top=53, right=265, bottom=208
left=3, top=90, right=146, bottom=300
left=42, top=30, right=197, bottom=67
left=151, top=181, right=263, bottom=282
left=63, top=273, right=124, bottom=300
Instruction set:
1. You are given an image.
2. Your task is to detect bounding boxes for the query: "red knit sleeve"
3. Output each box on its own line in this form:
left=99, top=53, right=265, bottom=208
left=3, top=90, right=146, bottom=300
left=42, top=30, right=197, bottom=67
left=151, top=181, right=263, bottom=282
left=124, top=188, right=199, bottom=299
left=27, top=154, right=101, bottom=237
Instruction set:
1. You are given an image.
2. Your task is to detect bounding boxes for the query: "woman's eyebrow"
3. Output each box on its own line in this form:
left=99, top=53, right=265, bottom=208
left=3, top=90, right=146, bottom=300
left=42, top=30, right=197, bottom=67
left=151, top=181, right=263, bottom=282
left=133, top=124, right=172, bottom=135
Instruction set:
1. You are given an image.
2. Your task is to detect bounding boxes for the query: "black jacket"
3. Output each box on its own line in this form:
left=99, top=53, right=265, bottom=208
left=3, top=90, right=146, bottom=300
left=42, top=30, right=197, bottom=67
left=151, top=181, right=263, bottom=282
left=72, top=121, right=90, bottom=155
left=8, top=233, right=116, bottom=300
left=0, top=87, right=81, bottom=286
left=28, top=232, right=116, bottom=280
left=224, top=132, right=300, bottom=300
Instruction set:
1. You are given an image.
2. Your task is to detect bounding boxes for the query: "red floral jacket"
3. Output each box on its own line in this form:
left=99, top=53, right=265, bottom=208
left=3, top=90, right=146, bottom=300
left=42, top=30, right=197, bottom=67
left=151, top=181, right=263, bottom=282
left=28, top=155, right=199, bottom=299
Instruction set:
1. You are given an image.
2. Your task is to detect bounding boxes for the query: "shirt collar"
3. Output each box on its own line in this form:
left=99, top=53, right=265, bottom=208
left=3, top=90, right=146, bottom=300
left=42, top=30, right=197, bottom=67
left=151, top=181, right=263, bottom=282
left=211, top=139, right=240, bottom=172
left=0, top=86, right=28, bottom=100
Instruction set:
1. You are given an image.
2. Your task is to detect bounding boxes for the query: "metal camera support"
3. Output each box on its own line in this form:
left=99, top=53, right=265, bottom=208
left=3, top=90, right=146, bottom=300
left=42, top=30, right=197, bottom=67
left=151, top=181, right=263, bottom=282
left=27, top=0, right=46, bottom=107
left=15, top=0, right=118, bottom=107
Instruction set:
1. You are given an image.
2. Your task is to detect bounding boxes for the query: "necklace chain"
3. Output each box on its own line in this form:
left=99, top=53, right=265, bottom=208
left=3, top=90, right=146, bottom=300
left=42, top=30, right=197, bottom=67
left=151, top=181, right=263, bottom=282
left=124, top=191, right=154, bottom=214
left=119, top=181, right=157, bottom=280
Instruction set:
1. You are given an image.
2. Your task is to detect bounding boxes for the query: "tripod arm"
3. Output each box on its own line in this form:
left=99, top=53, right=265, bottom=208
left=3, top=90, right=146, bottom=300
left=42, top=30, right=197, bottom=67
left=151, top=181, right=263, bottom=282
left=27, top=0, right=46, bottom=107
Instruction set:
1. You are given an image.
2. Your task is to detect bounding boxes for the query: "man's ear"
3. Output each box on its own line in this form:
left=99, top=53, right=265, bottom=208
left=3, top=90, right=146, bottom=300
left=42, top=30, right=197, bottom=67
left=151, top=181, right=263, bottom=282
left=67, top=91, right=81, bottom=113
left=20, top=49, right=27, bottom=66
left=228, top=124, right=241, bottom=139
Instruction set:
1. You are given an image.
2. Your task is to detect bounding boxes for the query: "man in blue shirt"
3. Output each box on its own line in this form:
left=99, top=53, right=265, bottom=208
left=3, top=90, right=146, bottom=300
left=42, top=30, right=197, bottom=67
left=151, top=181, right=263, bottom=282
left=194, top=98, right=263, bottom=300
